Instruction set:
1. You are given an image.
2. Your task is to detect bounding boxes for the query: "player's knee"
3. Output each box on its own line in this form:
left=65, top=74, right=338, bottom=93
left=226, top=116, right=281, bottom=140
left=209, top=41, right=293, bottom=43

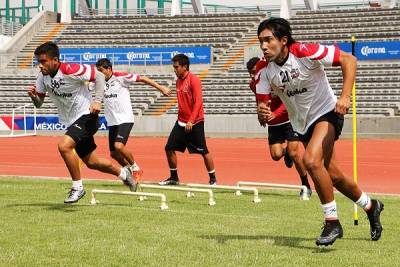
left=57, top=142, right=71, bottom=155
left=84, top=159, right=97, bottom=169
left=271, top=154, right=281, bottom=161
left=270, top=150, right=282, bottom=161
left=114, top=142, right=124, bottom=153
left=303, top=155, right=322, bottom=172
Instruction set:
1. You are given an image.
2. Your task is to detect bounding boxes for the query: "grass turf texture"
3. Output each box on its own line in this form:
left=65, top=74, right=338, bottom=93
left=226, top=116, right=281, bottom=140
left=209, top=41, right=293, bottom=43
left=0, top=177, right=399, bottom=266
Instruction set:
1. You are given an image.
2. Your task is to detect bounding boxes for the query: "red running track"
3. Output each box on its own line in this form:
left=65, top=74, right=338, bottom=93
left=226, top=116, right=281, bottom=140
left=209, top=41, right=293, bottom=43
left=0, top=136, right=399, bottom=194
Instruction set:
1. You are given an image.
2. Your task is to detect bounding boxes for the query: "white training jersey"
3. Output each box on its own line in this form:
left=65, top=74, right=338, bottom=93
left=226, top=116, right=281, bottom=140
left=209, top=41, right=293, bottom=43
left=255, top=42, right=340, bottom=134
left=36, top=63, right=96, bottom=127
left=102, top=72, right=140, bottom=126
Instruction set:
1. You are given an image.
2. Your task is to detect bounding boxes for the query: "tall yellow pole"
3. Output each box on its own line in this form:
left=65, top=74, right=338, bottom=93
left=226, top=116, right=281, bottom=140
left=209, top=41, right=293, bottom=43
left=351, top=36, right=358, bottom=226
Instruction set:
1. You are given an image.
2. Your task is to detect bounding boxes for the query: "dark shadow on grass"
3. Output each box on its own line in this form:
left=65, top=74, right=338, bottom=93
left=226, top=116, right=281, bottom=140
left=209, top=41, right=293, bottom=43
left=341, top=237, right=371, bottom=242
left=4, top=203, right=83, bottom=212
left=199, top=234, right=336, bottom=252
left=89, top=183, right=125, bottom=189
left=257, top=191, right=302, bottom=198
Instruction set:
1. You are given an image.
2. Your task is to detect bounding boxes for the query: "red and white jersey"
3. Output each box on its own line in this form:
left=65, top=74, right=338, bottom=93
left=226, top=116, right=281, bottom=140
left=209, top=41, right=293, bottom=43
left=102, top=72, right=140, bottom=126
left=36, top=63, right=96, bottom=127
left=256, top=42, right=340, bottom=134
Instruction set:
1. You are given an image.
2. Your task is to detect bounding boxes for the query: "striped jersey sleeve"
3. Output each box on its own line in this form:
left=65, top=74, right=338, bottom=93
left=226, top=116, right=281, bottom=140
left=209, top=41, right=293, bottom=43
left=59, top=63, right=96, bottom=81
left=290, top=42, right=341, bottom=66
left=35, top=72, right=47, bottom=97
left=114, top=72, right=140, bottom=87
left=255, top=66, right=272, bottom=103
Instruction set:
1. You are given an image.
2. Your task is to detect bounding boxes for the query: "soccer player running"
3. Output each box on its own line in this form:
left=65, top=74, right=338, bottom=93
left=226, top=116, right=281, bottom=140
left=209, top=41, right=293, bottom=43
left=28, top=42, right=136, bottom=204
left=159, top=54, right=217, bottom=186
left=255, top=18, right=384, bottom=246
left=247, top=57, right=312, bottom=200
left=95, top=58, right=171, bottom=181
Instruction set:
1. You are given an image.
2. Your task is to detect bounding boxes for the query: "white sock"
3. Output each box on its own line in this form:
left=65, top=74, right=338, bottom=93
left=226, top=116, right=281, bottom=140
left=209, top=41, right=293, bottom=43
left=119, top=167, right=127, bottom=181
left=208, top=169, right=215, bottom=174
left=72, top=180, right=83, bottom=190
left=321, top=200, right=338, bottom=220
left=131, top=162, right=140, bottom=172
left=356, top=192, right=372, bottom=211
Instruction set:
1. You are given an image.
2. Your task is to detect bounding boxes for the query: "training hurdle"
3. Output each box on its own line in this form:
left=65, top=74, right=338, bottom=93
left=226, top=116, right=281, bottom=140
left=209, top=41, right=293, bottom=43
left=186, top=183, right=261, bottom=203
left=139, top=184, right=216, bottom=206
left=90, top=189, right=169, bottom=210
left=237, top=181, right=309, bottom=200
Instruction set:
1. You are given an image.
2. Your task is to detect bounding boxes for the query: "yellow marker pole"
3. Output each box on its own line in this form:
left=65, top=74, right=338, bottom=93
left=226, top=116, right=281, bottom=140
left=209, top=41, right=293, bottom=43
left=351, top=36, right=358, bottom=226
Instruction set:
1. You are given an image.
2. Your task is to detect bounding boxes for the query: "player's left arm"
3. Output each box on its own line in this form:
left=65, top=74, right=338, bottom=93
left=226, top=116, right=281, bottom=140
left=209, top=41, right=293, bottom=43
left=89, top=69, right=105, bottom=114
left=61, top=63, right=104, bottom=114
left=336, top=50, right=357, bottom=115
left=138, top=76, right=171, bottom=96
left=302, top=43, right=356, bottom=115
left=186, top=77, right=203, bottom=132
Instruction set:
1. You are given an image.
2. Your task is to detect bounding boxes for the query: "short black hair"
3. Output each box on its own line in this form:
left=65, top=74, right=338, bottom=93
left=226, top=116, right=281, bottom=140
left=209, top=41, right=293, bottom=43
left=246, top=57, right=260, bottom=72
left=257, top=17, right=296, bottom=47
left=34, top=41, right=60, bottom=59
left=172, top=54, right=190, bottom=70
left=96, top=58, right=113, bottom=70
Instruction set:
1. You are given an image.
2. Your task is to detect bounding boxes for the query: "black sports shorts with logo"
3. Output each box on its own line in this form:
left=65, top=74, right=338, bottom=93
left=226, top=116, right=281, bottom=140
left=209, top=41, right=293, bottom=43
left=165, top=121, right=209, bottom=154
left=65, top=113, right=100, bottom=158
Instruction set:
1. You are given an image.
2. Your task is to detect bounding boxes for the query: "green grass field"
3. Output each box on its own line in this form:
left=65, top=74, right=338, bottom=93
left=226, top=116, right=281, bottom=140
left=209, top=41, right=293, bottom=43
left=0, top=177, right=399, bottom=267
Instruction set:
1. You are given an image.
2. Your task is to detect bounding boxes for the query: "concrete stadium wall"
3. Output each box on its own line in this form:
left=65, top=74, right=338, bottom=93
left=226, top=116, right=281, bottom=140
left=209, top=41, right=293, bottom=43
left=0, top=11, right=58, bottom=69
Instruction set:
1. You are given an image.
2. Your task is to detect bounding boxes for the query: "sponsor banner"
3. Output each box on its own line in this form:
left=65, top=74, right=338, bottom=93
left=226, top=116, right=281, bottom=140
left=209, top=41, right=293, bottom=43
left=59, top=46, right=212, bottom=65
left=335, top=41, right=400, bottom=60
left=242, top=41, right=400, bottom=64
left=0, top=116, right=109, bottom=131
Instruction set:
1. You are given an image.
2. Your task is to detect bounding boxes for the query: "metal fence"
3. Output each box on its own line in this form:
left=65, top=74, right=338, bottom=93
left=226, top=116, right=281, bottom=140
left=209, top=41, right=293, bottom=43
left=0, top=18, right=22, bottom=36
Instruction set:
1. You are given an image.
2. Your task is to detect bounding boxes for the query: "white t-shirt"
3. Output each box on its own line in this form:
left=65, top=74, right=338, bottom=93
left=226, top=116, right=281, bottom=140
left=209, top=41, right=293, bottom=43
left=36, top=63, right=96, bottom=127
left=256, top=42, right=340, bottom=134
left=102, top=72, right=140, bottom=126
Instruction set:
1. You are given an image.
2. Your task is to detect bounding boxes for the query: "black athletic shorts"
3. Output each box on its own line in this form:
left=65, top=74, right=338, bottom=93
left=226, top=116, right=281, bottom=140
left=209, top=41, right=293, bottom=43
left=65, top=113, right=100, bottom=159
left=165, top=121, right=209, bottom=154
left=268, top=122, right=300, bottom=145
left=298, top=109, right=344, bottom=143
left=108, top=122, right=134, bottom=151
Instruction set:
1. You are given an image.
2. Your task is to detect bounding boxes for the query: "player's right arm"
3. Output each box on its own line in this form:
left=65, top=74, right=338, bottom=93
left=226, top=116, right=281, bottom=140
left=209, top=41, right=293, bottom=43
left=28, top=73, right=46, bottom=108
left=28, top=85, right=45, bottom=108
left=119, top=72, right=172, bottom=97
left=138, top=76, right=172, bottom=96
left=255, top=65, right=272, bottom=127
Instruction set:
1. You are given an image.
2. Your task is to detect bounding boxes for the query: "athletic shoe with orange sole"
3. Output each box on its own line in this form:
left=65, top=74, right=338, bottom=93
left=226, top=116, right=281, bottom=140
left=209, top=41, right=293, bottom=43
left=132, top=169, right=143, bottom=183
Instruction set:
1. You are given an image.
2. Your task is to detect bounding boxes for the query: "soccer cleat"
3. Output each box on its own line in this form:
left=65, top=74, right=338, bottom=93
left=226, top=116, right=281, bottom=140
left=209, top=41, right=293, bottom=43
left=367, top=199, right=384, bottom=241
left=299, top=188, right=312, bottom=200
left=159, top=177, right=179, bottom=186
left=209, top=179, right=217, bottom=186
left=122, top=166, right=137, bottom=192
left=64, top=188, right=86, bottom=204
left=283, top=149, right=293, bottom=168
left=132, top=169, right=143, bottom=182
left=316, top=220, right=343, bottom=246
